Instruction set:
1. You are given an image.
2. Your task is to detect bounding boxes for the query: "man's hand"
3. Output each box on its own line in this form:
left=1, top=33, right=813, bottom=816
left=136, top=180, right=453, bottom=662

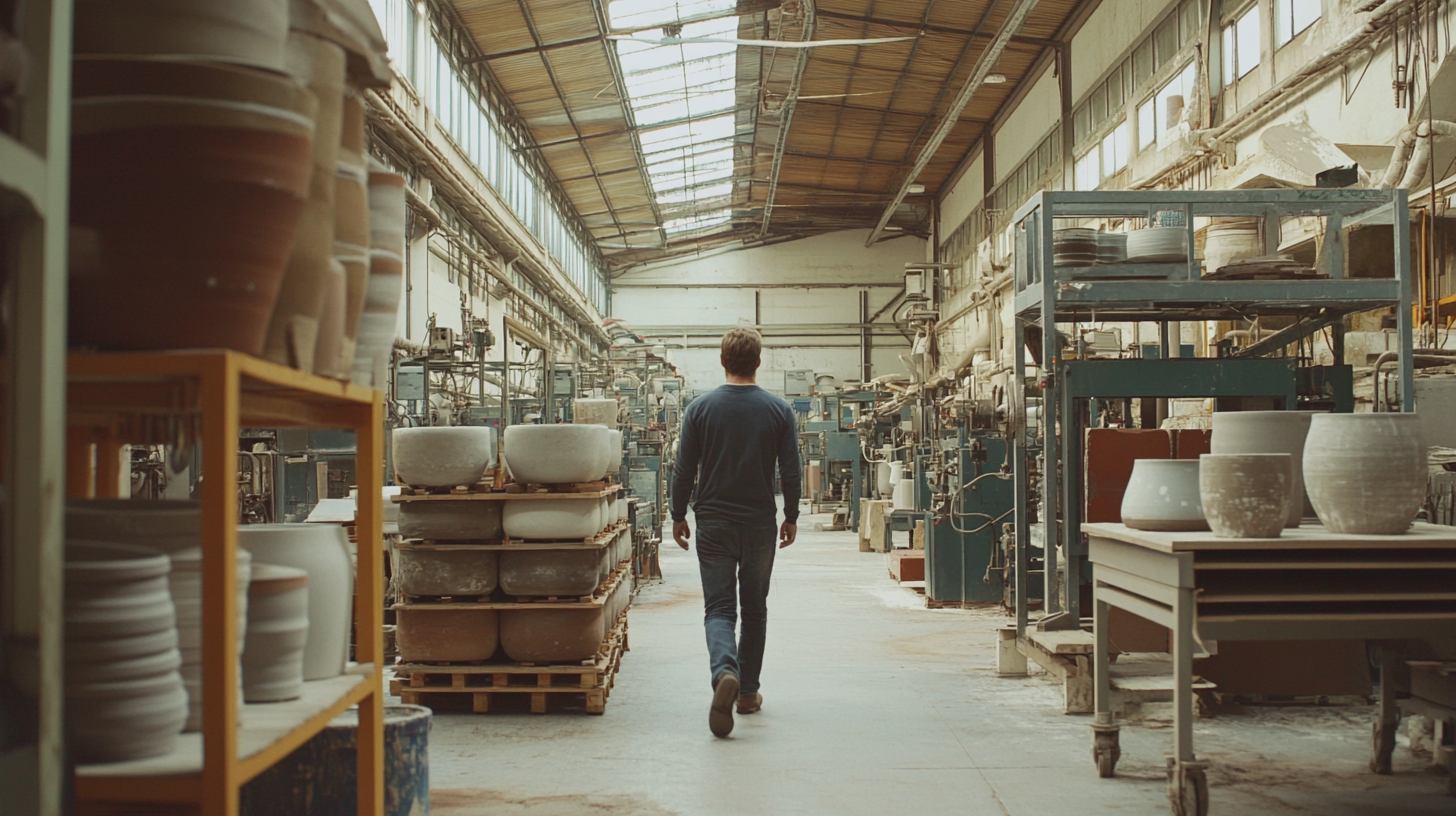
left=779, top=522, right=797, bottom=548
left=673, top=520, right=691, bottom=550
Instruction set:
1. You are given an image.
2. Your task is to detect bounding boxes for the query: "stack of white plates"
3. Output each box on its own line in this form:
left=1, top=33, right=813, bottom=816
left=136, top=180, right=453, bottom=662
left=1204, top=218, right=1262, bottom=269
left=1095, top=231, right=1128, bottom=264
left=1125, top=227, right=1188, bottom=263
left=1052, top=228, right=1097, bottom=266
left=171, top=547, right=251, bottom=732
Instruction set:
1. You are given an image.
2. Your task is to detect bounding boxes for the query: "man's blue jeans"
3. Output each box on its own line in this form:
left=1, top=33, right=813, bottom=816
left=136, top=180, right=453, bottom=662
left=695, top=518, right=778, bottom=693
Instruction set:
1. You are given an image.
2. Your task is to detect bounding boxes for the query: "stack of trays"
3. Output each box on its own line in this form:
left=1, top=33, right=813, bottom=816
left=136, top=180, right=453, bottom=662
left=1052, top=228, right=1098, bottom=266
left=1125, top=226, right=1189, bottom=263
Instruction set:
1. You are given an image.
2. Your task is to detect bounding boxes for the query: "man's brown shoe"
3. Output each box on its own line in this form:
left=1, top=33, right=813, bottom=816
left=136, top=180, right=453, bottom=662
left=736, top=692, right=762, bottom=714
left=710, top=672, right=739, bottom=737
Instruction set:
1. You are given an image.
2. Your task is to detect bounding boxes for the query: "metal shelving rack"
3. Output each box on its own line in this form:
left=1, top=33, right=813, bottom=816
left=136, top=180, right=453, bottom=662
left=1, top=2, right=73, bottom=814
left=65, top=351, right=385, bottom=816
left=1007, top=189, right=1415, bottom=638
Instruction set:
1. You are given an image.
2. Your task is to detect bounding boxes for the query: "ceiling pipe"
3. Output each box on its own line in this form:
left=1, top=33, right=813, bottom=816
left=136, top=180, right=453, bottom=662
left=865, top=0, right=1042, bottom=247
left=758, top=0, right=816, bottom=239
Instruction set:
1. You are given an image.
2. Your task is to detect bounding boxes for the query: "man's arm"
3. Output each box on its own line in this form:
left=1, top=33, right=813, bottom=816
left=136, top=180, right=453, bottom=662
left=777, top=407, right=801, bottom=525
left=670, top=406, right=700, bottom=524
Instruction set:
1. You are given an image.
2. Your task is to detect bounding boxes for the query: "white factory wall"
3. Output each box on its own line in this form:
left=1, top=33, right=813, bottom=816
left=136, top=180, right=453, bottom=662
left=939, top=152, right=984, bottom=241
left=993, top=66, right=1058, bottom=180
left=1071, top=0, right=1169, bottom=101
left=610, top=229, right=927, bottom=395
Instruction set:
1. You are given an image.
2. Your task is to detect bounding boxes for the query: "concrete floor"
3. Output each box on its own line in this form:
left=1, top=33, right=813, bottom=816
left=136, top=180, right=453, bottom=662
left=413, top=510, right=1451, bottom=816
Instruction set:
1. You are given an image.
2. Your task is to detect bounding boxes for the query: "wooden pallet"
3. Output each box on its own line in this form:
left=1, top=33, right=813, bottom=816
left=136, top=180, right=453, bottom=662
left=391, top=615, right=628, bottom=714
left=397, top=524, right=628, bottom=552
left=505, top=481, right=618, bottom=494
left=393, top=484, right=620, bottom=502
left=398, top=474, right=503, bottom=496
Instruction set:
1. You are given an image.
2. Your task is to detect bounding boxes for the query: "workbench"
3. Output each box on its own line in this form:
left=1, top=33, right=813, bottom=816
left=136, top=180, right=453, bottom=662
left=1082, top=521, right=1456, bottom=816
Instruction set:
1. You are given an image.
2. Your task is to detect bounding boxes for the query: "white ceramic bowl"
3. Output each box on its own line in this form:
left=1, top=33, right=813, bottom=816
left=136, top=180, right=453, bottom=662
left=606, top=429, right=623, bottom=474
left=1120, top=459, right=1208, bottom=531
left=393, top=426, right=496, bottom=488
left=503, top=424, right=608, bottom=485
left=502, top=497, right=601, bottom=541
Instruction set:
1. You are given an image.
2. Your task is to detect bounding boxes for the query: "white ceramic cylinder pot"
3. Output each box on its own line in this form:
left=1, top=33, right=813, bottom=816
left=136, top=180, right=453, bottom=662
left=502, top=497, right=602, bottom=540
left=169, top=547, right=250, bottom=732
left=606, top=429, right=624, bottom=475
left=1210, top=411, right=1320, bottom=527
left=1303, top=413, right=1426, bottom=534
left=392, top=426, right=496, bottom=488
left=238, top=523, right=353, bottom=680
left=876, top=461, right=892, bottom=497
left=503, top=424, right=609, bottom=485
left=1199, top=454, right=1291, bottom=539
left=1120, top=459, right=1208, bottom=531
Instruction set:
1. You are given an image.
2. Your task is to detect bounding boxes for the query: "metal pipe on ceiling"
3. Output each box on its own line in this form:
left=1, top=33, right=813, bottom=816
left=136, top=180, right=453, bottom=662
left=865, top=0, right=1043, bottom=247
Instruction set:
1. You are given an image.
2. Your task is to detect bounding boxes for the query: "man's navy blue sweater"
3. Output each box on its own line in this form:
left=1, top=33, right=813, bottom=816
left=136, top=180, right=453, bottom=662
left=670, top=384, right=801, bottom=527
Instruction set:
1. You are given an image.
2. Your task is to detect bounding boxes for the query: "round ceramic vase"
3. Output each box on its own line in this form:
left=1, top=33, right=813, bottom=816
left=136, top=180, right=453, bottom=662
left=1303, top=413, right=1426, bottom=534
left=503, top=424, right=610, bottom=485
left=1210, top=411, right=1320, bottom=527
left=1199, top=454, right=1291, bottom=539
left=1120, top=459, right=1208, bottom=532
left=392, top=426, right=497, bottom=488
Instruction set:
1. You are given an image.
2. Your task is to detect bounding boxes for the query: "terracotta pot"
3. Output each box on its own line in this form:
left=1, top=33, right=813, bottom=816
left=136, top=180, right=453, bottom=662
left=393, top=426, right=497, bottom=488
left=1304, top=413, right=1426, bottom=534
left=499, top=607, right=606, bottom=663
left=1199, top=454, right=1291, bottom=539
left=1120, top=459, right=1208, bottom=532
left=340, top=87, right=365, bottom=160
left=312, top=259, right=347, bottom=377
left=238, top=524, right=353, bottom=681
left=503, top=497, right=601, bottom=541
left=503, top=424, right=609, bottom=485
left=396, top=500, right=503, bottom=541
left=69, top=92, right=315, bottom=354
left=1210, top=411, right=1320, bottom=527
left=395, top=609, right=498, bottom=663
left=74, top=0, right=289, bottom=72
left=241, top=564, right=309, bottom=703
left=499, top=548, right=605, bottom=597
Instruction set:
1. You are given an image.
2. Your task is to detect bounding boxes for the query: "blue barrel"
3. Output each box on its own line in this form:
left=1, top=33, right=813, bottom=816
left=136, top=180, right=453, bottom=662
left=241, top=704, right=431, bottom=815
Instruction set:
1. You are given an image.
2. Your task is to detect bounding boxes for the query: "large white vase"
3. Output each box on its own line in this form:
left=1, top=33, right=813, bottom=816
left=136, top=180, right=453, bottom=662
left=1211, top=411, right=1320, bottom=527
left=238, top=523, right=353, bottom=680
left=1303, top=414, right=1426, bottom=534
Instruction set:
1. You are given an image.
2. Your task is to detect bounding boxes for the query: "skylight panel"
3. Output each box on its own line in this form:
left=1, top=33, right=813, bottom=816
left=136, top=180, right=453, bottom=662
left=607, top=0, right=735, bottom=31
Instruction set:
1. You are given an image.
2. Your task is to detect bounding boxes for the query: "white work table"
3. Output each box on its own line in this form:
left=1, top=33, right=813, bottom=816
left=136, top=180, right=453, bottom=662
left=1081, top=521, right=1456, bottom=816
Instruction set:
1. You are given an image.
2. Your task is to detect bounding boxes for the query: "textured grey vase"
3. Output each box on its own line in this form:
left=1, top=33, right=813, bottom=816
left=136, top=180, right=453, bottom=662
left=1304, top=414, right=1426, bottom=534
left=1199, top=454, right=1290, bottom=538
left=1210, top=411, right=1320, bottom=527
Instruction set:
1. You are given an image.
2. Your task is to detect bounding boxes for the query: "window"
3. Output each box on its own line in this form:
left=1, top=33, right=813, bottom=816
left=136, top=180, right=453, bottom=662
left=1101, top=123, right=1129, bottom=177
left=1140, top=61, right=1197, bottom=148
left=1138, top=98, right=1156, bottom=149
left=1222, top=5, right=1261, bottom=84
left=1074, top=148, right=1101, bottom=191
left=1276, top=0, right=1320, bottom=45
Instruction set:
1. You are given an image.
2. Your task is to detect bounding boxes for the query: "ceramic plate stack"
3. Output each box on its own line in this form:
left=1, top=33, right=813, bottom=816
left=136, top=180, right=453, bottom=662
left=66, top=498, right=201, bottom=554
left=1125, top=226, right=1189, bottom=263
left=1052, top=228, right=1097, bottom=266
left=64, top=542, right=188, bottom=762
left=1204, top=217, right=1261, bottom=267
left=1095, top=231, right=1127, bottom=264
left=170, top=547, right=252, bottom=731
left=242, top=564, right=310, bottom=702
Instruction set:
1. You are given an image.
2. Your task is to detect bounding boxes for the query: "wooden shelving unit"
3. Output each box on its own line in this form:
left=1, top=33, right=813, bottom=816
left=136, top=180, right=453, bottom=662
left=65, top=350, right=385, bottom=816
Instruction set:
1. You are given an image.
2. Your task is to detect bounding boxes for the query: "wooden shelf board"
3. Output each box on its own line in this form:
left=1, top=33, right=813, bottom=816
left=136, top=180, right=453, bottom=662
left=0, top=130, right=48, bottom=215
left=1196, top=561, right=1456, bottom=570
left=394, top=484, right=622, bottom=502
left=1083, top=521, right=1456, bottom=553
left=76, top=664, right=378, bottom=801
left=1199, top=591, right=1456, bottom=603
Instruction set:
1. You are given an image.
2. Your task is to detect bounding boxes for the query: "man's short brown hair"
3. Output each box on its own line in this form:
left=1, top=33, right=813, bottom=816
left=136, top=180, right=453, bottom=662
left=720, top=328, right=762, bottom=377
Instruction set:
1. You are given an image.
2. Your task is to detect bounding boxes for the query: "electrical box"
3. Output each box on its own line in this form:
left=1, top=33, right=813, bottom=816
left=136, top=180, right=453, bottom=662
left=429, top=327, right=456, bottom=352
left=396, top=365, right=426, bottom=400
left=784, top=369, right=812, bottom=397
left=552, top=369, right=574, bottom=397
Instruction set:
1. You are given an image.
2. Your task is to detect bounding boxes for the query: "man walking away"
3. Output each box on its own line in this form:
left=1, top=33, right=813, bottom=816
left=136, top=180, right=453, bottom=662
left=672, top=328, right=800, bottom=738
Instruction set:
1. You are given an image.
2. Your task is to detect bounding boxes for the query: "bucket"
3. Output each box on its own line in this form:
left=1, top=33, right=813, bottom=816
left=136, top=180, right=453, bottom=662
left=240, top=704, right=431, bottom=816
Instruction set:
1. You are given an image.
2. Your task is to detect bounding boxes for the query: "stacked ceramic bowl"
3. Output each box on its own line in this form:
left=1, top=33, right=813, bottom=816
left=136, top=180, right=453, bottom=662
left=1125, top=226, right=1188, bottom=263
left=1205, top=217, right=1262, bottom=273
left=393, top=426, right=497, bottom=489
left=64, top=542, right=188, bottom=762
left=239, top=524, right=354, bottom=681
left=503, top=424, right=610, bottom=485
left=67, top=498, right=201, bottom=554
left=352, top=159, right=407, bottom=388
left=170, top=547, right=252, bottom=731
left=1095, top=231, right=1128, bottom=264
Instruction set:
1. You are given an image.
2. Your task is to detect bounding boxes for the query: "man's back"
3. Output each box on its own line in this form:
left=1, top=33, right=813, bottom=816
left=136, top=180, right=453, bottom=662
left=671, top=384, right=801, bottom=527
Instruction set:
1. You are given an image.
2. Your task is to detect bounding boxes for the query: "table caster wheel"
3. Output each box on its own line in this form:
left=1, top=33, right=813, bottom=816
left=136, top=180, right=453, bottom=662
left=1091, top=726, right=1120, bottom=778
left=1167, top=759, right=1208, bottom=816
left=1369, top=718, right=1397, bottom=775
